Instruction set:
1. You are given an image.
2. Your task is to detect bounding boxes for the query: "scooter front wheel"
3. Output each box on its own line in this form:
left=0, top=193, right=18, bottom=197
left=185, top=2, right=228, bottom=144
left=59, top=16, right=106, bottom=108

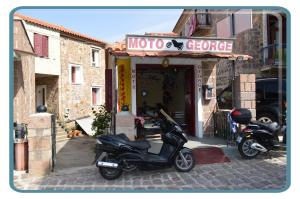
left=174, top=150, right=195, bottom=172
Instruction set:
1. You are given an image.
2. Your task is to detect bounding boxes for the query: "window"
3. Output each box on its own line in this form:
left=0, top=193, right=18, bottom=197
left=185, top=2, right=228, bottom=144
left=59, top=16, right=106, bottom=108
left=217, top=87, right=233, bottom=109
left=69, top=64, right=83, bottom=84
left=216, top=9, right=252, bottom=38
left=216, top=16, right=232, bottom=38
left=91, top=48, right=100, bottom=67
left=91, top=87, right=101, bottom=106
left=34, top=33, right=48, bottom=57
left=196, top=9, right=212, bottom=26
left=233, top=9, right=252, bottom=35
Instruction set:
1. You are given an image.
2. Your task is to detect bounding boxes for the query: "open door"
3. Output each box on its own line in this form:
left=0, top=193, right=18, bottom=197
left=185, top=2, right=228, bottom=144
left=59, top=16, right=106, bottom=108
left=184, top=68, right=195, bottom=136
left=36, top=85, right=47, bottom=107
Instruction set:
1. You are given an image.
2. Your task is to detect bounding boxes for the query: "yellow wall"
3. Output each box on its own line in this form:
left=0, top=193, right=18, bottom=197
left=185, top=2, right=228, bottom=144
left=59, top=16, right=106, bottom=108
left=117, top=59, right=131, bottom=111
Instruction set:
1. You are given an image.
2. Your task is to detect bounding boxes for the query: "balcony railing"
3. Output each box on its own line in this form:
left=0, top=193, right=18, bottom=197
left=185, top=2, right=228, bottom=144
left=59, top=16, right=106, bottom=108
left=261, top=43, right=286, bottom=66
left=196, top=12, right=212, bottom=27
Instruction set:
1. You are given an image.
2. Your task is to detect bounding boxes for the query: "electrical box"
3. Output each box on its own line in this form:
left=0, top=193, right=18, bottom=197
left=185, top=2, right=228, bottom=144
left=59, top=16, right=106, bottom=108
left=202, top=85, right=213, bottom=100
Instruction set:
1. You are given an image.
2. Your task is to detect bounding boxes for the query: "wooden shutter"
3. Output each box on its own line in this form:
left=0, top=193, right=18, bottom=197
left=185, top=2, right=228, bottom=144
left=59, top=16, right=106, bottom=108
left=42, top=35, right=49, bottom=57
left=105, top=69, right=113, bottom=111
left=92, top=88, right=97, bottom=105
left=233, top=9, right=252, bottom=35
left=216, top=16, right=232, bottom=38
left=34, top=33, right=42, bottom=56
left=71, top=67, right=76, bottom=84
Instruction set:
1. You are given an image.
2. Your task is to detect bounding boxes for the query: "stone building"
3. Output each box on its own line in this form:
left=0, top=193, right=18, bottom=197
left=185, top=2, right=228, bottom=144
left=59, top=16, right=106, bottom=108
left=173, top=9, right=287, bottom=93
left=14, top=13, right=107, bottom=123
left=59, top=33, right=106, bottom=121
left=13, top=17, right=36, bottom=124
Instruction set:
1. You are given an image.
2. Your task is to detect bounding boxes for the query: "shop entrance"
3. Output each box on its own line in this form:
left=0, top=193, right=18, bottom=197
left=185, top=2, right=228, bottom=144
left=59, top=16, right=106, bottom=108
left=136, top=64, right=195, bottom=136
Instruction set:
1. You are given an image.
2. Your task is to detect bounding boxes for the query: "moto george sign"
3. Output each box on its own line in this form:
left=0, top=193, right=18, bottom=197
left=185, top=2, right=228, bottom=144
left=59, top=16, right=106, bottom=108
left=126, top=35, right=234, bottom=53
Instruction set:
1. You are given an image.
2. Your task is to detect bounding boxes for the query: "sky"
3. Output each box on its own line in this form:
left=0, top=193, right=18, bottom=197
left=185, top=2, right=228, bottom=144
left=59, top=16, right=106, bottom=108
left=17, top=9, right=183, bottom=43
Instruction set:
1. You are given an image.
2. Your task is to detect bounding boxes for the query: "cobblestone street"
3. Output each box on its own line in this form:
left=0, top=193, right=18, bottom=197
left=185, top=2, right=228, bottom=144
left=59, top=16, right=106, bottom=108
left=13, top=145, right=287, bottom=192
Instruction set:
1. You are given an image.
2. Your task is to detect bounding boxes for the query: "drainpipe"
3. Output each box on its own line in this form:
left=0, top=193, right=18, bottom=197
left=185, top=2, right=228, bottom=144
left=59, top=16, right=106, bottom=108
left=271, top=12, right=283, bottom=125
left=231, top=60, right=236, bottom=108
left=112, top=55, right=118, bottom=135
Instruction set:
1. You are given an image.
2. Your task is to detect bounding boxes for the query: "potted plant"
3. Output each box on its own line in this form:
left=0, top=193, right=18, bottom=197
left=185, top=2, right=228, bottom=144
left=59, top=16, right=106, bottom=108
left=92, top=105, right=112, bottom=137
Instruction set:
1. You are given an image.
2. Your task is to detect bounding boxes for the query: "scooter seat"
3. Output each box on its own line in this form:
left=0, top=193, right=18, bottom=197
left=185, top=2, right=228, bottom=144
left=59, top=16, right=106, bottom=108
left=100, top=134, right=151, bottom=150
left=125, top=140, right=151, bottom=150
left=251, top=121, right=280, bottom=132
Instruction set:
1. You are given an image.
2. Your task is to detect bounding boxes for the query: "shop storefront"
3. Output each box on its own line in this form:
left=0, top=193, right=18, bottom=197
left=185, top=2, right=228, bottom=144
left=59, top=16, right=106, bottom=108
left=107, top=34, right=251, bottom=139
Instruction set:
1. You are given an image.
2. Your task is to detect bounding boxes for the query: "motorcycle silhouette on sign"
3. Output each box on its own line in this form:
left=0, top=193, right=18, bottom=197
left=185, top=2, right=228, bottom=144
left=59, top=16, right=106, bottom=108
left=166, top=39, right=184, bottom=50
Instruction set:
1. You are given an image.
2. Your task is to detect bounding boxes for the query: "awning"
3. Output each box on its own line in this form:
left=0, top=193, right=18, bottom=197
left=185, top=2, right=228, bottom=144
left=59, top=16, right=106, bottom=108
left=110, top=50, right=252, bottom=60
left=75, top=117, right=95, bottom=136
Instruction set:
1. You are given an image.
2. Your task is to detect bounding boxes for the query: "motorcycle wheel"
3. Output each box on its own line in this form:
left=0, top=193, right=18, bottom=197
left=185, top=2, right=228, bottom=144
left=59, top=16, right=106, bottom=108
left=174, top=150, right=195, bottom=172
left=238, top=138, right=260, bottom=159
left=166, top=42, right=172, bottom=48
left=99, top=157, right=123, bottom=180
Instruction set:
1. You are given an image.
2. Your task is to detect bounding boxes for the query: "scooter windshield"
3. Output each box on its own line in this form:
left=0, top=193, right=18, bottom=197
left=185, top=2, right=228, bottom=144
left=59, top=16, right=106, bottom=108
left=159, top=109, right=180, bottom=127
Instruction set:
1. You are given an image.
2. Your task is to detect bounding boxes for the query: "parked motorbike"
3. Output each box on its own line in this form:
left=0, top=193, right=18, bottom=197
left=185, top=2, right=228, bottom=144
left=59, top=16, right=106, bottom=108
left=94, top=109, right=195, bottom=180
left=230, top=108, right=286, bottom=159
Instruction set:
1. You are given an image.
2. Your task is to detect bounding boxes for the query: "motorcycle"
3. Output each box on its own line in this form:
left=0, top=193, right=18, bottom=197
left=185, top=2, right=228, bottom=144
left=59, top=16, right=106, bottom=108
left=230, top=108, right=286, bottom=159
left=94, top=109, right=195, bottom=180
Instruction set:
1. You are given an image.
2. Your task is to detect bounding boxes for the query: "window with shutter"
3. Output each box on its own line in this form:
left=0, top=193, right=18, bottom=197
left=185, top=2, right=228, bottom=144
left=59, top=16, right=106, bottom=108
left=233, top=9, right=252, bottom=35
left=70, top=64, right=83, bottom=84
left=34, top=33, right=42, bottom=56
left=34, top=33, right=49, bottom=57
left=42, top=35, right=49, bottom=57
left=71, top=67, right=76, bottom=84
left=91, top=87, right=101, bottom=106
left=91, top=48, right=100, bottom=67
left=216, top=16, right=232, bottom=38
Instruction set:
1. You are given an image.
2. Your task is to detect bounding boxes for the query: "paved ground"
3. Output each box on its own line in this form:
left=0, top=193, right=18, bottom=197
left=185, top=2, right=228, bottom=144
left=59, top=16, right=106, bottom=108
left=55, top=137, right=96, bottom=170
left=13, top=136, right=287, bottom=192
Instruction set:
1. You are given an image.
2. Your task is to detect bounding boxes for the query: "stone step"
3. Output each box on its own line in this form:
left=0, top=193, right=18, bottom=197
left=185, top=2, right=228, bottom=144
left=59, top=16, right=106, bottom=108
left=56, top=130, right=66, bottom=135
left=56, top=133, right=66, bottom=138
left=56, top=137, right=71, bottom=143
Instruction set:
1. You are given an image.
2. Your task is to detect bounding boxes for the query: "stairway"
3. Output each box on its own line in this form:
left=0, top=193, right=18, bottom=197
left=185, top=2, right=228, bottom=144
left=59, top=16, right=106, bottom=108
left=55, top=122, right=70, bottom=143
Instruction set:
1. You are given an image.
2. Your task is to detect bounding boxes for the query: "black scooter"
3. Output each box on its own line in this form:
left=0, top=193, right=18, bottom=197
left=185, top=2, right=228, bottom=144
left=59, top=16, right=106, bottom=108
left=94, top=109, right=195, bottom=180
left=230, top=108, right=286, bottom=159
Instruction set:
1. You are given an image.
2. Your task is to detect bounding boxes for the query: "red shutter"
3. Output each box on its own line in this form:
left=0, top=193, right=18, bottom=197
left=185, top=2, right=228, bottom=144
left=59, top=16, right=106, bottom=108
left=105, top=69, right=113, bottom=111
left=71, top=67, right=76, bottom=84
left=92, top=88, right=97, bottom=105
left=34, top=33, right=42, bottom=56
left=42, top=35, right=48, bottom=57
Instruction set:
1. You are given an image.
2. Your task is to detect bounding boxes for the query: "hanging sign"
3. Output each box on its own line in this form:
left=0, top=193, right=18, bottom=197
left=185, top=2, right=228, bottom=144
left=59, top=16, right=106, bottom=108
left=126, top=35, right=234, bottom=53
left=117, top=59, right=131, bottom=112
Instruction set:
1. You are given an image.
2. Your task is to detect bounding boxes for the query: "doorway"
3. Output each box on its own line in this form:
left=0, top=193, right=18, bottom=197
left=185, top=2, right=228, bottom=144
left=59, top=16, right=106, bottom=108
left=36, top=85, right=47, bottom=107
left=136, top=64, right=195, bottom=136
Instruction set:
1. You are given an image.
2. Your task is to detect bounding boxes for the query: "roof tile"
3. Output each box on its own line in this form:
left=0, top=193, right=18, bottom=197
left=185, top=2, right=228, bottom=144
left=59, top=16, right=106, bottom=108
left=14, top=13, right=106, bottom=45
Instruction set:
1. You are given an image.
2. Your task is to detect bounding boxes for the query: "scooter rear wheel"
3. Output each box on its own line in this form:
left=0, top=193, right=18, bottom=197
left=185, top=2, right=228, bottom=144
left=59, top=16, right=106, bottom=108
left=174, top=150, right=195, bottom=172
left=99, top=157, right=123, bottom=180
left=238, top=138, right=260, bottom=159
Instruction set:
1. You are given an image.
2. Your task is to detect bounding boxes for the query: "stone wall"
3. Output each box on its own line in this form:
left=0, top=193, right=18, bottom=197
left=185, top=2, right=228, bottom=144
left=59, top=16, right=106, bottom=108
left=202, top=61, right=217, bottom=135
left=27, top=113, right=54, bottom=177
left=59, top=36, right=106, bottom=121
left=14, top=55, right=35, bottom=124
left=234, top=74, right=256, bottom=119
left=13, top=20, right=33, bottom=53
